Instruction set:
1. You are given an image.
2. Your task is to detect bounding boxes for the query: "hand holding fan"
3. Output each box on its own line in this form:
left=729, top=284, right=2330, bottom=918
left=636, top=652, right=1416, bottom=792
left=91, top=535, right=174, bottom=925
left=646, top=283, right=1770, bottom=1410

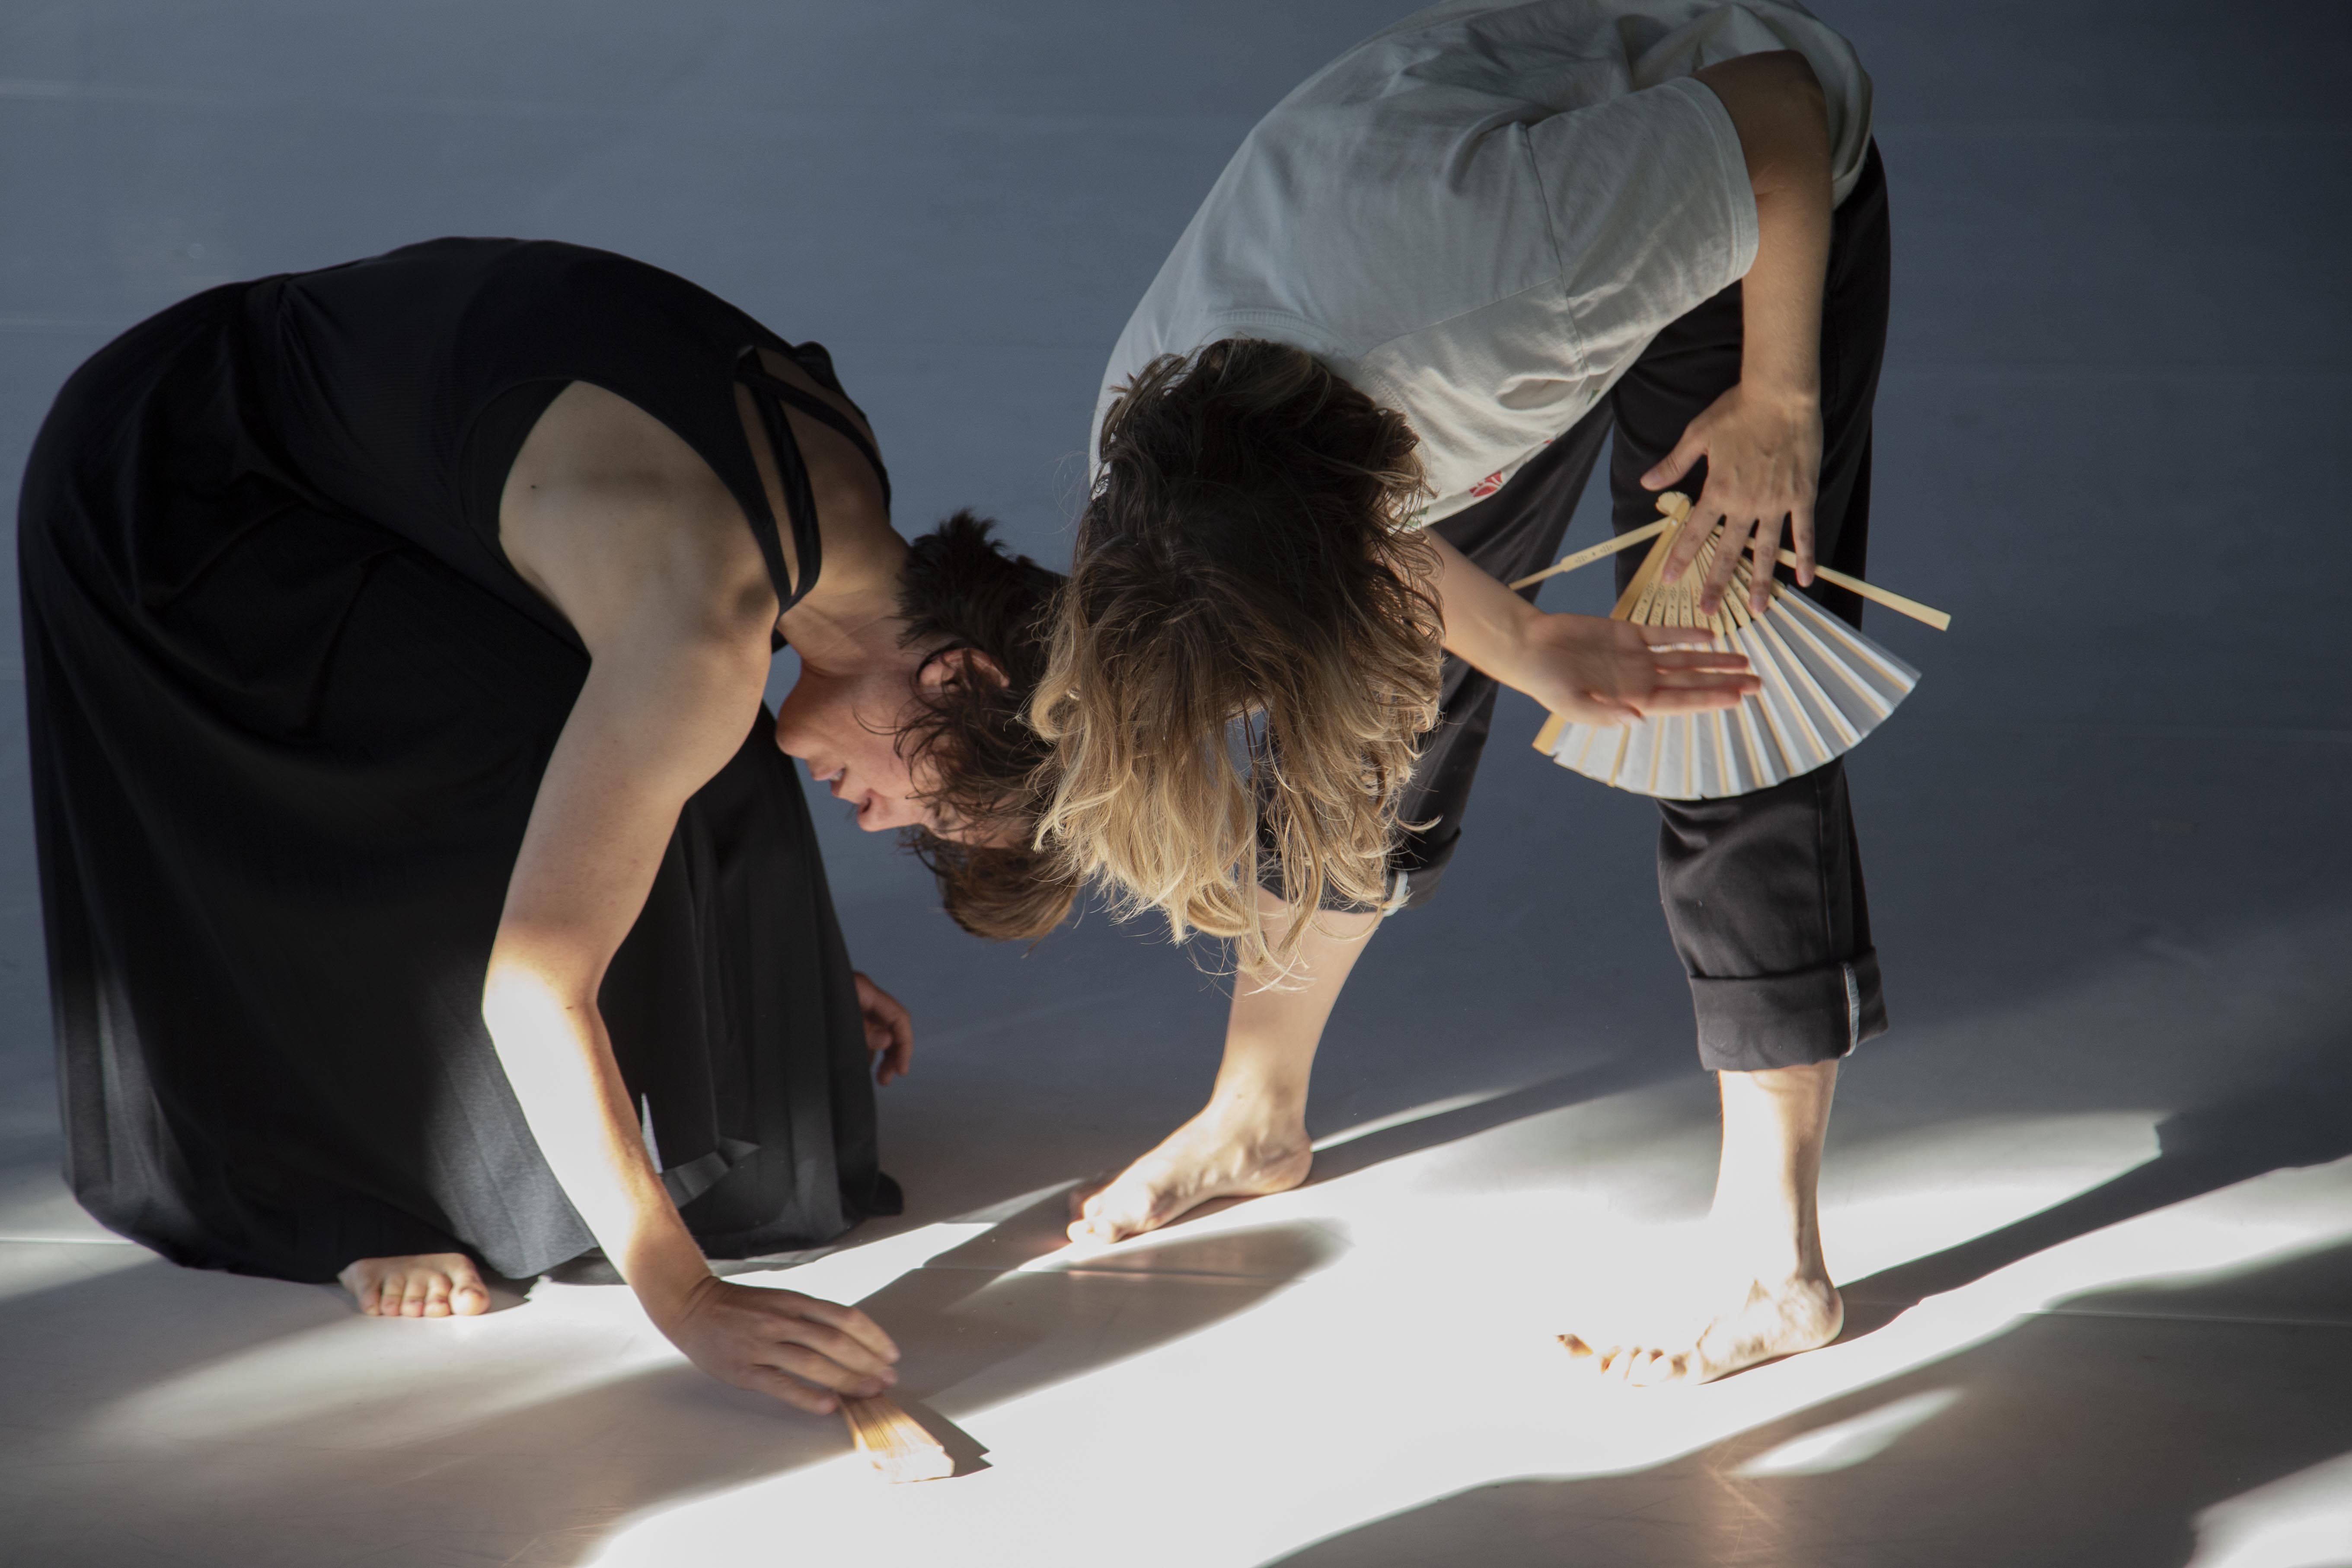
left=1519, top=493, right=1950, bottom=800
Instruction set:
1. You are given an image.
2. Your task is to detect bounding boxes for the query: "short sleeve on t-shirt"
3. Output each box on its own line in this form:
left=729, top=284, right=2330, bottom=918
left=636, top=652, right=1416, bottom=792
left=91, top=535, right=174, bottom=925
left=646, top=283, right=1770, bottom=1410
left=1092, top=0, right=1871, bottom=522
left=1529, top=75, right=1758, bottom=381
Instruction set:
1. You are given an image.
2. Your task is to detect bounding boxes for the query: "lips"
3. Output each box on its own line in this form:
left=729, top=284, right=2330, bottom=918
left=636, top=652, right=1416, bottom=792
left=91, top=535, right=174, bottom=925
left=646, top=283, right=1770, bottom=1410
left=807, top=760, right=887, bottom=828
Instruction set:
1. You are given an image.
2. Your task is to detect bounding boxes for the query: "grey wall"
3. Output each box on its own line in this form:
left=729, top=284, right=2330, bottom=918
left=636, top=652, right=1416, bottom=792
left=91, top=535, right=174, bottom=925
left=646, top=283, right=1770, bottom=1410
left=3, top=0, right=2347, bottom=1225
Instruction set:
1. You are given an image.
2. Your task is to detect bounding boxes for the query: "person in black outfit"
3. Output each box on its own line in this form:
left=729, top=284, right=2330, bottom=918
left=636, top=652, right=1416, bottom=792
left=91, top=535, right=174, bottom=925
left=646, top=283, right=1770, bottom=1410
left=19, top=238, right=1062, bottom=1413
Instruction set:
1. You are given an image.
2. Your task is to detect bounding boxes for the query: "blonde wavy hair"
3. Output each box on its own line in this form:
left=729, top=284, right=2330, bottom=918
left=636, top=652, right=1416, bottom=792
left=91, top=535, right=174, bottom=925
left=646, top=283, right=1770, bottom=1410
left=1030, top=340, right=1443, bottom=979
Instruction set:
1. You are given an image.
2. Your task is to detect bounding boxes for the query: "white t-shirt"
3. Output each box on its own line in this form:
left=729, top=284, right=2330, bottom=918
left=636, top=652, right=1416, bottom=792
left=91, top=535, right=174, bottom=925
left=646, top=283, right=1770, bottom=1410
left=1092, top=0, right=1874, bottom=526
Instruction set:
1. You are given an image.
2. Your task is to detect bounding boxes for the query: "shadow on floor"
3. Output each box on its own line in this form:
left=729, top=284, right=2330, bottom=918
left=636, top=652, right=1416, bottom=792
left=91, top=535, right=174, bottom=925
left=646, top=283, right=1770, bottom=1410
left=1838, top=1039, right=2352, bottom=1338
left=1268, top=1238, right=2352, bottom=1568
left=2, top=1197, right=1342, bottom=1567
left=1304, top=1041, right=1690, bottom=1188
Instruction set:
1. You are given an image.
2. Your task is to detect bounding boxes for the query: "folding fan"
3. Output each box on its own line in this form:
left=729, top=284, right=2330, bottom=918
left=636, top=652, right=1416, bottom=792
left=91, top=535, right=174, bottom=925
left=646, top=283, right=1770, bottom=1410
left=842, top=1393, right=954, bottom=1482
left=1520, top=492, right=1950, bottom=801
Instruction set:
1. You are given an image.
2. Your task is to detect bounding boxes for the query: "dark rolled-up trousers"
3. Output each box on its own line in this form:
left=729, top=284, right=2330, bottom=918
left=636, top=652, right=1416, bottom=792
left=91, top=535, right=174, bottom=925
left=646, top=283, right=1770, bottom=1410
left=1390, top=143, right=1894, bottom=1073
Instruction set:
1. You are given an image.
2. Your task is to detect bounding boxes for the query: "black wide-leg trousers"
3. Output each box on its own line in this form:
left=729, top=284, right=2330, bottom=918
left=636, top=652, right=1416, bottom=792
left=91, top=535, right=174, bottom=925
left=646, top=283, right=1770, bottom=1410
left=1395, top=143, right=1893, bottom=1073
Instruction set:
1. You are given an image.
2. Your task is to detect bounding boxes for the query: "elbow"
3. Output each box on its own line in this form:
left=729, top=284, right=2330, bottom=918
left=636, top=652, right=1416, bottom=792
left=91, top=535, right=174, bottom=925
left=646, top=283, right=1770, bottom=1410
left=1737, top=48, right=1824, bottom=115
left=1776, top=49, right=1825, bottom=111
left=1698, top=50, right=1831, bottom=188
left=1764, top=50, right=1830, bottom=157
left=481, top=956, right=595, bottom=1058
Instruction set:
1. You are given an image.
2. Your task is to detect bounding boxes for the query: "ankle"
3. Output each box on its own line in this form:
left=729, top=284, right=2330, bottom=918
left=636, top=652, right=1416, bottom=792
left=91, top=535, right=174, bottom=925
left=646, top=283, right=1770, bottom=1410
left=1706, top=1209, right=1825, bottom=1285
left=1203, top=1079, right=1309, bottom=1129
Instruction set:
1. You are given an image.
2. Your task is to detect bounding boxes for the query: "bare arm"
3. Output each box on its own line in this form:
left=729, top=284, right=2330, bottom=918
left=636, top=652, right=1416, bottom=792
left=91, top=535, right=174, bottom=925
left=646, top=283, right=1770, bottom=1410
left=1430, top=531, right=1758, bottom=725
left=1651, top=49, right=1836, bottom=613
left=491, top=383, right=898, bottom=1411
left=482, top=607, right=766, bottom=1308
left=1423, top=57, right=1835, bottom=725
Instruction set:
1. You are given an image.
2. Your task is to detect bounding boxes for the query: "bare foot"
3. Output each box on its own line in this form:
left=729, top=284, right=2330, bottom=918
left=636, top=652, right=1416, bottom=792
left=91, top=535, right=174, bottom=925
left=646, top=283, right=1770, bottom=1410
left=1068, top=1102, right=1314, bottom=1245
left=338, top=1253, right=491, bottom=1319
left=1560, top=1271, right=1842, bottom=1386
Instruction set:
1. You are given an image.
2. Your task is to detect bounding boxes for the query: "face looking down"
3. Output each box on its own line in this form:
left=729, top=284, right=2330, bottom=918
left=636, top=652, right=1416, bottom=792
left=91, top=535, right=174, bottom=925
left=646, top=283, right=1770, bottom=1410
left=772, top=655, right=936, bottom=833
left=772, top=645, right=1010, bottom=843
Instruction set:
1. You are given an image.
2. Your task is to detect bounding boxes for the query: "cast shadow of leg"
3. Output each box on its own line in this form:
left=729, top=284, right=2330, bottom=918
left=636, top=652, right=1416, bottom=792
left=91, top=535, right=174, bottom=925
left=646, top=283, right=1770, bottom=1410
left=1302, top=1046, right=1685, bottom=1188
left=1838, top=1046, right=2352, bottom=1340
left=857, top=1191, right=1348, bottom=1408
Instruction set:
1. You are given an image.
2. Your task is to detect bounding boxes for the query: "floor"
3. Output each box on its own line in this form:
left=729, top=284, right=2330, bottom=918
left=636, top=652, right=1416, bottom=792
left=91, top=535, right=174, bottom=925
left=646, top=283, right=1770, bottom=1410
left=3, top=2, right=2351, bottom=1565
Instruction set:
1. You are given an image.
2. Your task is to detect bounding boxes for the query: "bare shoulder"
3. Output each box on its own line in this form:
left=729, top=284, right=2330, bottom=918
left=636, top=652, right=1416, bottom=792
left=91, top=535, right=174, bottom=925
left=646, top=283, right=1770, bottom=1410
left=733, top=345, right=898, bottom=596
left=499, top=381, right=779, bottom=659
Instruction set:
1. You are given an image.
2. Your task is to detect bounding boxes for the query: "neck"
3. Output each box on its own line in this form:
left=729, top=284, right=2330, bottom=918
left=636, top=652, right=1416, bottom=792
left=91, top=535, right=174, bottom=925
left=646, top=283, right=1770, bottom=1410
left=778, top=517, right=914, bottom=674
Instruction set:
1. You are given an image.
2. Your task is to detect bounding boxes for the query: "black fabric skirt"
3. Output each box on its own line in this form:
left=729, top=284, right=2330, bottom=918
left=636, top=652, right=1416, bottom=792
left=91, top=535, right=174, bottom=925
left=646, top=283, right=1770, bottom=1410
left=19, top=282, right=896, bottom=1284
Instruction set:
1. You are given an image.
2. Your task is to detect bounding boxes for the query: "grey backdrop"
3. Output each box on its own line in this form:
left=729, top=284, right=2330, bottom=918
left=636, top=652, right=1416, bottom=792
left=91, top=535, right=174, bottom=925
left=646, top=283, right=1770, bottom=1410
left=2, top=0, right=2347, bottom=1373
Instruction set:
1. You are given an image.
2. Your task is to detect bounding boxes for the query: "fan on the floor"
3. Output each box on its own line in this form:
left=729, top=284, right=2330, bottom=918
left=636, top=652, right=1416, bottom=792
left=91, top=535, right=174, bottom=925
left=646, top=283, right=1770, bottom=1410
left=1521, top=492, right=1950, bottom=800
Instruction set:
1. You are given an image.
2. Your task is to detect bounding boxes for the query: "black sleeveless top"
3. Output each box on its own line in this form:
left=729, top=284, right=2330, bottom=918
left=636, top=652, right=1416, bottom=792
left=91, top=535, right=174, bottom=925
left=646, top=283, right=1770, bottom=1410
left=20, top=237, right=903, bottom=1282
left=248, top=236, right=890, bottom=634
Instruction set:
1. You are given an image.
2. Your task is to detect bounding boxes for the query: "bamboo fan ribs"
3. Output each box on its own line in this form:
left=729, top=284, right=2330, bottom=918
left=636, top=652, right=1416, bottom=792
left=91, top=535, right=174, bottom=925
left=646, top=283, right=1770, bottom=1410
left=842, top=1393, right=954, bottom=1483
left=1521, top=492, right=1950, bottom=801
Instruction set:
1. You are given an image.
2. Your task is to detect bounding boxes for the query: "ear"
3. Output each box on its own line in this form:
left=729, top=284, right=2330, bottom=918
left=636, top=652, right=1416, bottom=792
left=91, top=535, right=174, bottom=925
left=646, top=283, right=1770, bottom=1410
left=918, top=645, right=1008, bottom=695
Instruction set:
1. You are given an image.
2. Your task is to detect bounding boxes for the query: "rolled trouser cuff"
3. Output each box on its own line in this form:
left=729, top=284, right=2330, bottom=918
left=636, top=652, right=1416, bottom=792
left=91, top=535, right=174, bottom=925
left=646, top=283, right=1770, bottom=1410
left=1691, top=949, right=1886, bottom=1073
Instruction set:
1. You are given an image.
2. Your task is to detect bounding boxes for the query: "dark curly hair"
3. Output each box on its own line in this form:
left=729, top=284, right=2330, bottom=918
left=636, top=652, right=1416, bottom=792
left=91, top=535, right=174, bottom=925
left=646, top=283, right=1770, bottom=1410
left=895, top=511, right=1076, bottom=941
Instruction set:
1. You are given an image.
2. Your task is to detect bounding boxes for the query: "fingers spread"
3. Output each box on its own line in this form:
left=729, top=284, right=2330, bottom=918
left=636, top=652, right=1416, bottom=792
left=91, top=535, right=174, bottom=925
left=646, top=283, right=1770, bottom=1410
left=1746, top=523, right=1782, bottom=616
left=1641, top=427, right=1707, bottom=493
left=1698, top=518, right=1752, bottom=615
left=1661, top=509, right=1720, bottom=585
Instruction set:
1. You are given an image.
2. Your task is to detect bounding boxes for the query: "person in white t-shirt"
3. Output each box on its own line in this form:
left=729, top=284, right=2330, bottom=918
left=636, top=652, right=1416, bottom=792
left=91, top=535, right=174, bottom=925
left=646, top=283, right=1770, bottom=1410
left=1034, top=0, right=1893, bottom=1383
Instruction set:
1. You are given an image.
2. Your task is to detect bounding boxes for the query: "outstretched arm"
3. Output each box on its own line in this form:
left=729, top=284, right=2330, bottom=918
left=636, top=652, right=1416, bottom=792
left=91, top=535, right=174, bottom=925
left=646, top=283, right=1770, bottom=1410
left=490, top=382, right=900, bottom=1413
left=1430, top=532, right=1760, bottom=726
left=1650, top=49, right=1836, bottom=615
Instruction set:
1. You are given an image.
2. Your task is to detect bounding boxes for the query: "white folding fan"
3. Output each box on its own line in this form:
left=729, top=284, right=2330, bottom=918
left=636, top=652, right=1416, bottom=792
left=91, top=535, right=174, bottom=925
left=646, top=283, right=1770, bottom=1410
left=1519, top=492, right=1951, bottom=801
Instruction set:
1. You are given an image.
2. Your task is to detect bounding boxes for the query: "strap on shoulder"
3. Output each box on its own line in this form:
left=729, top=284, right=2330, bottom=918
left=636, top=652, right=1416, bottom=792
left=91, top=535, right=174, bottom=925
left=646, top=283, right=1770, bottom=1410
left=733, top=348, right=821, bottom=615
left=735, top=356, right=893, bottom=510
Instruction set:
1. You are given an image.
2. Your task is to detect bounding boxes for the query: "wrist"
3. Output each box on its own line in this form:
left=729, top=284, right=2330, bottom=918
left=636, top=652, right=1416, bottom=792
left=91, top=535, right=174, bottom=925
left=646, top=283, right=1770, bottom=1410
left=1481, top=605, right=1573, bottom=706
left=1735, top=371, right=1820, bottom=409
left=623, top=1233, right=718, bottom=1327
left=1453, top=591, right=1549, bottom=694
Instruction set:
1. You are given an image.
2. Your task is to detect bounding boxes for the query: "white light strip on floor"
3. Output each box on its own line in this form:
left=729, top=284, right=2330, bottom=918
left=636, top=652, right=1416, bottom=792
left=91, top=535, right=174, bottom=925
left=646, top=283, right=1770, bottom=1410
left=1735, top=1388, right=1963, bottom=1476
left=1308, top=1088, right=1517, bottom=1152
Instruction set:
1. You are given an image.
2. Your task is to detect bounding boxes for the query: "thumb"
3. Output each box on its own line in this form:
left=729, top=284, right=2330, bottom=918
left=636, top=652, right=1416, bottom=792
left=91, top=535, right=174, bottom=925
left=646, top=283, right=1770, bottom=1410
left=1642, top=425, right=1707, bottom=491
